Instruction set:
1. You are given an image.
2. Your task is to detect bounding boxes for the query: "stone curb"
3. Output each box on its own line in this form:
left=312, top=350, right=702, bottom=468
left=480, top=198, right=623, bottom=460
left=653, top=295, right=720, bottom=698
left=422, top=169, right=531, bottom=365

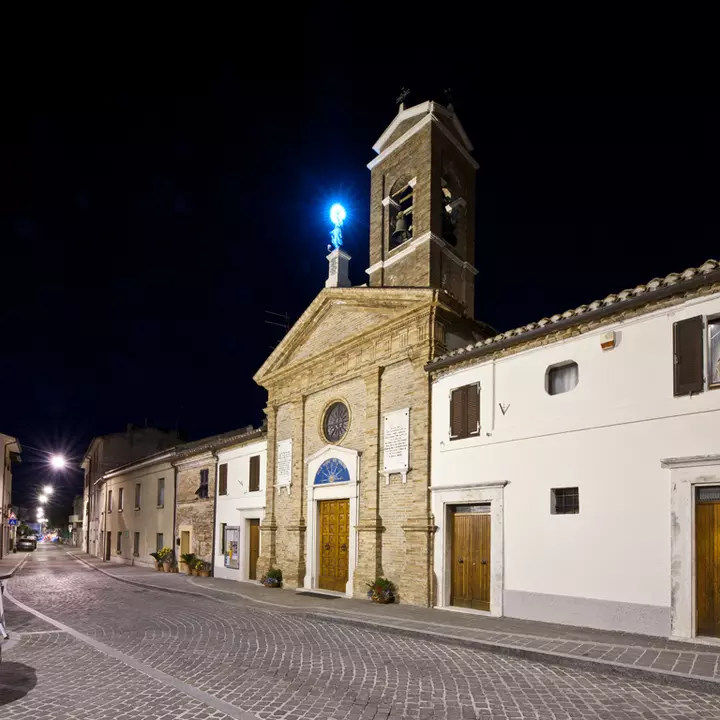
left=67, top=552, right=720, bottom=696
left=0, top=551, right=31, bottom=581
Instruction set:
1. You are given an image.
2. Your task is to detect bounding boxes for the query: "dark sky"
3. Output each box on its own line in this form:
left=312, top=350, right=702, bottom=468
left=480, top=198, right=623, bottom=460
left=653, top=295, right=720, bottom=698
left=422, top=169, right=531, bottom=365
left=1, top=34, right=718, bottom=520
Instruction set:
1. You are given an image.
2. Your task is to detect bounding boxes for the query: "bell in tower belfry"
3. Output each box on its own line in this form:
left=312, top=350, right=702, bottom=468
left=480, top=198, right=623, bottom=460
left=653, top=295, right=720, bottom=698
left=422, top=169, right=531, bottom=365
left=391, top=211, right=409, bottom=246
left=365, top=98, right=479, bottom=318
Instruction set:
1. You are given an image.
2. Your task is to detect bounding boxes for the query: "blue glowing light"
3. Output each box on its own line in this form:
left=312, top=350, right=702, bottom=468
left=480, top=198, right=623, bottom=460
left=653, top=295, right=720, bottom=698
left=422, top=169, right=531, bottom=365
left=329, top=203, right=347, bottom=250
left=329, top=203, right=346, bottom=226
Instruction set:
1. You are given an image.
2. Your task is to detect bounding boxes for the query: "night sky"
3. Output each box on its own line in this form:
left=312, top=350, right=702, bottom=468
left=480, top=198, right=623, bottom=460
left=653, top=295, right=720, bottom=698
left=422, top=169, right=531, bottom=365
left=1, top=39, right=718, bottom=522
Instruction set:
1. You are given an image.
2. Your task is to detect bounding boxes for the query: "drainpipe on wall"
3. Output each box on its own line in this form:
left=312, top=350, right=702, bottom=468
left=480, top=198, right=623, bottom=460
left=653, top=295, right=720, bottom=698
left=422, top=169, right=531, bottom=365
left=172, top=466, right=178, bottom=564
left=210, top=452, right=219, bottom=578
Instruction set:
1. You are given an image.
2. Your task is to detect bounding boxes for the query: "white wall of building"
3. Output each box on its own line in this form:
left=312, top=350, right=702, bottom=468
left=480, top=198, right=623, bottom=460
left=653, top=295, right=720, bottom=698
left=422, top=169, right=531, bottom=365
left=213, top=439, right=267, bottom=581
left=431, top=291, right=720, bottom=636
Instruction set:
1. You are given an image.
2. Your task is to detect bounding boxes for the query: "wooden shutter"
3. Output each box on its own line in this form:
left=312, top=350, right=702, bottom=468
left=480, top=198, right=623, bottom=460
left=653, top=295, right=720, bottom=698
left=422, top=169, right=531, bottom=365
left=249, top=455, right=260, bottom=492
left=450, top=386, right=467, bottom=439
left=219, top=464, right=228, bottom=495
left=466, top=383, right=480, bottom=436
left=674, top=315, right=704, bottom=396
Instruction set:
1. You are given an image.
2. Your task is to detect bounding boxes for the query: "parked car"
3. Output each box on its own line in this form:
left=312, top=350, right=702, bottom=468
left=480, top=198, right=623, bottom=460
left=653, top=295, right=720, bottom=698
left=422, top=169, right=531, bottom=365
left=16, top=537, right=37, bottom=552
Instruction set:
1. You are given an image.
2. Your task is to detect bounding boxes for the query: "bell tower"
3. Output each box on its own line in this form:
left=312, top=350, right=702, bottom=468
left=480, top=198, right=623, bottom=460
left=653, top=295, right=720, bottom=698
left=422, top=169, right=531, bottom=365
left=365, top=99, right=479, bottom=317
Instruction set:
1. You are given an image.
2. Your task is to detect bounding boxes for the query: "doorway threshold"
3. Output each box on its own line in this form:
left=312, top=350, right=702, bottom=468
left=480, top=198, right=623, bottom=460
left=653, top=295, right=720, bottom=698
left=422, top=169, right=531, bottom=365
left=438, top=605, right=493, bottom=618
left=296, top=588, right=347, bottom=600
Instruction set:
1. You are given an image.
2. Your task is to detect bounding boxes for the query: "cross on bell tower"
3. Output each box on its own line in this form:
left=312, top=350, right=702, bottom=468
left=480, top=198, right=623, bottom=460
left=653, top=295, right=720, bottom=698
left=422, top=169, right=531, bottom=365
left=364, top=97, right=479, bottom=317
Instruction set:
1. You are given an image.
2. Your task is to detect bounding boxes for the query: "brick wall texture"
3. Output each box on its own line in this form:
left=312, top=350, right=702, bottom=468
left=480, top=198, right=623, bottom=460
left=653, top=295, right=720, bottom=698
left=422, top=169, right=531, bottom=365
left=176, top=457, right=216, bottom=565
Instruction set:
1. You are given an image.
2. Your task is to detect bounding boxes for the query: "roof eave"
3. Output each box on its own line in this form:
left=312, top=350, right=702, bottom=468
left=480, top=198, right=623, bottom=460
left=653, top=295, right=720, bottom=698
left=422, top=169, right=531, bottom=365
left=427, top=267, right=720, bottom=373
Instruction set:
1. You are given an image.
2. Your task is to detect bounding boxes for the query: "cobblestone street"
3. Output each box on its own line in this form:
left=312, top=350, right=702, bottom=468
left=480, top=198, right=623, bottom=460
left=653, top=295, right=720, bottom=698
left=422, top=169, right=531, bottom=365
left=3, top=546, right=720, bottom=719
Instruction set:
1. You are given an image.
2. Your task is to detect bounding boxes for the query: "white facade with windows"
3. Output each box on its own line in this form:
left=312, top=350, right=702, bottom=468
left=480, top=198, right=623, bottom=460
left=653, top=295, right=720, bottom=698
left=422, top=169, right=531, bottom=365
left=213, top=438, right=267, bottom=582
left=430, top=262, right=720, bottom=637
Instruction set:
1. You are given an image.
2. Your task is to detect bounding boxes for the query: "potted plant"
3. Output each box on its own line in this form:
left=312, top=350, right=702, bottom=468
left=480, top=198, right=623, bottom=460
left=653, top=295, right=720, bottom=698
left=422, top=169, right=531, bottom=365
left=195, top=559, right=210, bottom=578
left=171, top=560, right=179, bottom=574
left=366, top=577, right=396, bottom=604
left=260, top=567, right=283, bottom=588
left=150, top=552, right=162, bottom=571
left=180, top=553, right=196, bottom=576
left=159, top=547, right=173, bottom=572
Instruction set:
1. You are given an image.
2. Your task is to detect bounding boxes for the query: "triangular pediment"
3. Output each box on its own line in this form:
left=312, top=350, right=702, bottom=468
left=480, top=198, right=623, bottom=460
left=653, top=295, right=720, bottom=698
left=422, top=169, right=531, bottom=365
left=254, top=287, right=435, bottom=384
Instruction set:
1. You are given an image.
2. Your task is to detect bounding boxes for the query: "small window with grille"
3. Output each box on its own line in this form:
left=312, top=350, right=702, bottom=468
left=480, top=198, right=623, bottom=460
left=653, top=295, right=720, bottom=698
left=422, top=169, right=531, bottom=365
left=551, top=487, right=579, bottom=515
left=697, top=486, right=720, bottom=503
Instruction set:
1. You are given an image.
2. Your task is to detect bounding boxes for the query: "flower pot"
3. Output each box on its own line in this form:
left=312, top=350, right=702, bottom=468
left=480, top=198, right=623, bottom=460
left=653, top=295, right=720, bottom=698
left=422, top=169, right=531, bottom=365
left=371, top=595, right=395, bottom=604
left=163, top=562, right=171, bottom=572
left=155, top=562, right=162, bottom=571
left=171, top=567, right=179, bottom=573
left=199, top=569, right=210, bottom=578
left=185, top=567, right=193, bottom=576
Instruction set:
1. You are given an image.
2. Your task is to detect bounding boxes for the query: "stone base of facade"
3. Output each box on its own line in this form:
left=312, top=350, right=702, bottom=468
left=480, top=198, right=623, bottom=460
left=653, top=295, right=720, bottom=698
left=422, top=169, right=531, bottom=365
left=504, top=589, right=671, bottom=637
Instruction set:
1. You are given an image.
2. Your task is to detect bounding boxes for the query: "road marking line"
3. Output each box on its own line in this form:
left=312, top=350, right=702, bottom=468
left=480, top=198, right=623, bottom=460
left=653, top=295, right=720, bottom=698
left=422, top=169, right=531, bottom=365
left=4, top=590, right=262, bottom=720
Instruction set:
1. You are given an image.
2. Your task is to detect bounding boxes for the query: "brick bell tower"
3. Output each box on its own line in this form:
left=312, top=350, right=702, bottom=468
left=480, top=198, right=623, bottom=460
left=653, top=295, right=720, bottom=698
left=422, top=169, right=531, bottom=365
left=366, top=97, right=479, bottom=318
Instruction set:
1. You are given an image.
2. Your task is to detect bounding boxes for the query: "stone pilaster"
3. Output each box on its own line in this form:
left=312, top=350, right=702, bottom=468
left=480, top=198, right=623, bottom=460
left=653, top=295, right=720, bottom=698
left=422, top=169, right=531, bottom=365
left=281, top=395, right=307, bottom=588
left=353, top=367, right=384, bottom=596
left=257, top=404, right=277, bottom=577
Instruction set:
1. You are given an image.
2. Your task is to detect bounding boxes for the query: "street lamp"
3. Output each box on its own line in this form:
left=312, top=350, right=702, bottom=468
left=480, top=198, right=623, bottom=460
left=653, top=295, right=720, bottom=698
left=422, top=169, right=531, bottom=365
left=38, top=494, right=48, bottom=504
left=43, top=485, right=54, bottom=495
left=50, top=454, right=66, bottom=469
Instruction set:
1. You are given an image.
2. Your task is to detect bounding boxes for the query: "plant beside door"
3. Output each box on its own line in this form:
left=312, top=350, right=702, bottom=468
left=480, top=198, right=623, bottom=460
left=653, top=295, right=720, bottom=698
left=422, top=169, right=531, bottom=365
left=180, top=553, right=196, bottom=576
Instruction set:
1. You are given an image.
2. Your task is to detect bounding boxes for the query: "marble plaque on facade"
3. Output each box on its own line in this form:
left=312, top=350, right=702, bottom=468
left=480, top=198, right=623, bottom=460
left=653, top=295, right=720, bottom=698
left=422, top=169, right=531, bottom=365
left=383, top=408, right=409, bottom=474
left=276, top=438, right=292, bottom=486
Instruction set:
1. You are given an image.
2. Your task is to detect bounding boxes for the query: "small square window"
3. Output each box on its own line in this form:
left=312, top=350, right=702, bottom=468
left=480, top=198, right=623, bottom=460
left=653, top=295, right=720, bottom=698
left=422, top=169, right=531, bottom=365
left=547, top=362, right=579, bottom=395
left=552, top=487, right=579, bottom=515
left=157, top=478, right=165, bottom=507
left=135, top=483, right=142, bottom=510
left=118, top=487, right=124, bottom=512
left=133, top=532, right=140, bottom=556
left=156, top=533, right=164, bottom=552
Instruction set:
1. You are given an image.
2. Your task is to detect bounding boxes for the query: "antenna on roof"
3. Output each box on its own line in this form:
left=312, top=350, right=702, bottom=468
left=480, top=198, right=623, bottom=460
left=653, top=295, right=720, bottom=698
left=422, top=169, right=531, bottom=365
left=265, top=310, right=291, bottom=350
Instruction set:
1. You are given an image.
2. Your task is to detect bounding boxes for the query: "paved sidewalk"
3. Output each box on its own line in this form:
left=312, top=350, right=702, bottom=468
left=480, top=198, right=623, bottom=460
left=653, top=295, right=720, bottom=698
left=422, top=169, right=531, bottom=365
left=0, top=550, right=30, bottom=579
left=69, top=551, right=720, bottom=694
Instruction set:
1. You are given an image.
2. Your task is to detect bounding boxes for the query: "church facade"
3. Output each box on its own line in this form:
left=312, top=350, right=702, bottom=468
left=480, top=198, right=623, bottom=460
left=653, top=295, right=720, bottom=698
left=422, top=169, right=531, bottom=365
left=254, top=101, right=491, bottom=605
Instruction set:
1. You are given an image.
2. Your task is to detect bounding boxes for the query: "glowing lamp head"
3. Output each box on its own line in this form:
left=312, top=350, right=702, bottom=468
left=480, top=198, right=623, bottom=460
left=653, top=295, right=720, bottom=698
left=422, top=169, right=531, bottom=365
left=50, top=454, right=66, bottom=469
left=43, top=485, right=54, bottom=495
left=329, top=203, right=346, bottom=227
left=38, top=495, right=48, bottom=504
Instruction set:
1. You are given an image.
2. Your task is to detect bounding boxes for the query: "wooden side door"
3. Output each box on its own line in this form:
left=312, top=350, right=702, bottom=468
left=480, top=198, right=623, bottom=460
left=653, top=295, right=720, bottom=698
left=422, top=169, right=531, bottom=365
left=180, top=530, right=190, bottom=570
left=450, top=508, right=491, bottom=611
left=248, top=519, right=260, bottom=580
left=318, top=499, right=350, bottom=592
left=105, top=531, right=111, bottom=561
left=697, top=491, right=720, bottom=636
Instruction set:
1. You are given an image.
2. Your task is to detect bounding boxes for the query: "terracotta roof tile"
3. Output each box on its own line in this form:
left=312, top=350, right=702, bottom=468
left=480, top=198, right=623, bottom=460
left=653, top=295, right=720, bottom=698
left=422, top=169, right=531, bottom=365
left=435, top=259, right=719, bottom=364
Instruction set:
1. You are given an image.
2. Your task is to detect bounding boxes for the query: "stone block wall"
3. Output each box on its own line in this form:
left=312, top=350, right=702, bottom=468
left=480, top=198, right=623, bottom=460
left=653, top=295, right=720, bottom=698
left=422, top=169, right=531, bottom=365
left=176, top=457, right=216, bottom=565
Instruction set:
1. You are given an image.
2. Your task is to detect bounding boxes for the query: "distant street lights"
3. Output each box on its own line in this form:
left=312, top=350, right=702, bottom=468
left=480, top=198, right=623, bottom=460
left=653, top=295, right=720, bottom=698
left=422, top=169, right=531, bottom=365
left=38, top=494, right=48, bottom=504
left=43, top=484, right=54, bottom=495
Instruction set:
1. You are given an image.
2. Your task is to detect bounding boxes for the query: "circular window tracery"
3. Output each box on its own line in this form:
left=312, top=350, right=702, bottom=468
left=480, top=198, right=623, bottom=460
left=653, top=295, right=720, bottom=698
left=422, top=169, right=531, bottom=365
left=323, top=401, right=349, bottom=443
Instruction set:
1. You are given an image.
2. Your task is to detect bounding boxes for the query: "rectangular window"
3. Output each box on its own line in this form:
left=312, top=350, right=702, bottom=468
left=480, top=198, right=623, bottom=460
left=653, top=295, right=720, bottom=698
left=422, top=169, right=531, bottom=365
left=219, top=464, right=228, bottom=495
left=547, top=362, right=579, bottom=395
left=673, top=315, right=704, bottom=396
left=135, top=483, right=141, bottom=510
left=156, top=533, right=164, bottom=552
left=709, top=318, right=720, bottom=389
left=133, top=532, right=140, bottom=556
left=449, top=383, right=480, bottom=440
left=551, top=487, right=579, bottom=515
left=157, top=478, right=165, bottom=507
left=197, top=469, right=209, bottom=499
left=116, top=531, right=122, bottom=553
left=107, top=489, right=112, bottom=513
left=220, top=522, right=227, bottom=554
left=249, top=456, right=260, bottom=492
left=118, top=487, right=124, bottom=512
